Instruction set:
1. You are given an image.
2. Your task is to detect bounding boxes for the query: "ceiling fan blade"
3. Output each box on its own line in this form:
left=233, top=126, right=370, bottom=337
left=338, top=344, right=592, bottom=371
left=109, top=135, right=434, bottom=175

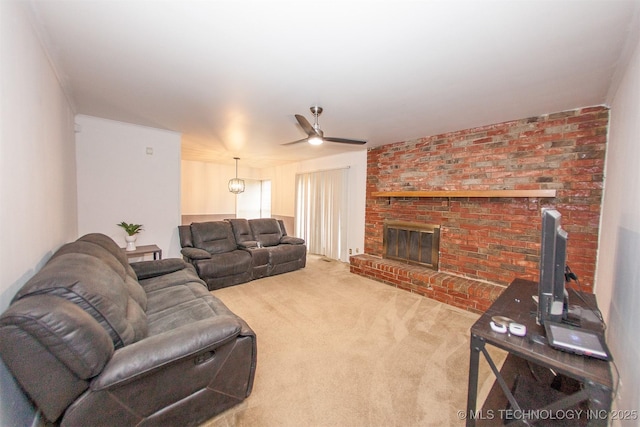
left=295, top=114, right=318, bottom=136
left=324, top=136, right=367, bottom=145
left=281, top=137, right=309, bottom=146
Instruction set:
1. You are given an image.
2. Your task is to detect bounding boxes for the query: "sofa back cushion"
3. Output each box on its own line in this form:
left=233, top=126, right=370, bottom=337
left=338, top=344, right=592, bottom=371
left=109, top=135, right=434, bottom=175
left=249, top=218, right=283, bottom=247
left=75, top=234, right=148, bottom=311
left=228, top=219, right=255, bottom=245
left=51, top=240, right=148, bottom=311
left=191, top=221, right=238, bottom=254
left=14, top=253, right=148, bottom=349
left=178, top=225, right=194, bottom=248
left=277, top=219, right=288, bottom=236
left=78, top=233, right=138, bottom=281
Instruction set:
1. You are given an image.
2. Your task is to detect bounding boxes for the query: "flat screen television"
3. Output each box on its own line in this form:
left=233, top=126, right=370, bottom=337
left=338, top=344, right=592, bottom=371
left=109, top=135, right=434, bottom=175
left=537, top=208, right=568, bottom=325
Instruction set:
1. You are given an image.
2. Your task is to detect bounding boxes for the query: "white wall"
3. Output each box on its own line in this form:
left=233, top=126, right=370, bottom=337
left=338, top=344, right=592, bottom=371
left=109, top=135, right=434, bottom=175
left=267, top=162, right=299, bottom=217
left=181, top=159, right=259, bottom=216
left=596, top=21, right=640, bottom=422
left=76, top=115, right=182, bottom=258
left=262, top=150, right=368, bottom=263
left=0, top=1, right=77, bottom=425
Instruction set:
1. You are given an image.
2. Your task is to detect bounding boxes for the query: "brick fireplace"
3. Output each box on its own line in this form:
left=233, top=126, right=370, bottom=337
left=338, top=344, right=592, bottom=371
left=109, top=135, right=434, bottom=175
left=383, top=220, right=440, bottom=269
left=351, top=106, right=608, bottom=313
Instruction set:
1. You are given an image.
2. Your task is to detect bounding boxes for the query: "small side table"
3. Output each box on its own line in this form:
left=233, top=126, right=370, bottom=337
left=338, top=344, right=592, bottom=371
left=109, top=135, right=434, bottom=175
left=122, top=244, right=162, bottom=260
left=466, top=279, right=613, bottom=426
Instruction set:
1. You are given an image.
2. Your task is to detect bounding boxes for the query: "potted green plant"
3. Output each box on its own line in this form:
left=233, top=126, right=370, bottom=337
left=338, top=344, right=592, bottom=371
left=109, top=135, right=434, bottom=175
left=117, top=221, right=143, bottom=251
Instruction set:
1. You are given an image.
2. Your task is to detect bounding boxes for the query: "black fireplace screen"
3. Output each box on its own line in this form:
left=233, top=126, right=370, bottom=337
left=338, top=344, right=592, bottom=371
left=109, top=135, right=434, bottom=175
left=383, top=221, right=440, bottom=269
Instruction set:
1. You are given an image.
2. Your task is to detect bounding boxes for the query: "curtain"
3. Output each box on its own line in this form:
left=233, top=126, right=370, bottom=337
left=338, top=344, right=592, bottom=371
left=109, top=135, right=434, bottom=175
left=295, top=168, right=348, bottom=260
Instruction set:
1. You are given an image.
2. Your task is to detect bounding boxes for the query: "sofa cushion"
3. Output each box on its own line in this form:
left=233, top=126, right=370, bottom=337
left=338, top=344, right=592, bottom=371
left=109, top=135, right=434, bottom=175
left=78, top=233, right=138, bottom=281
left=51, top=240, right=148, bottom=311
left=249, top=218, right=283, bottom=247
left=178, top=225, right=194, bottom=248
left=123, top=276, right=148, bottom=312
left=145, top=285, right=229, bottom=335
left=277, top=219, right=288, bottom=236
left=14, top=253, right=148, bottom=349
left=191, top=222, right=238, bottom=254
left=52, top=241, right=129, bottom=279
left=228, top=219, right=255, bottom=245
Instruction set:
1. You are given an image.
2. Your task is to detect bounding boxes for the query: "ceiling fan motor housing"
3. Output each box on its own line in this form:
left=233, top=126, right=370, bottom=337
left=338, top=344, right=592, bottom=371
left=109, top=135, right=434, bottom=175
left=282, top=106, right=366, bottom=146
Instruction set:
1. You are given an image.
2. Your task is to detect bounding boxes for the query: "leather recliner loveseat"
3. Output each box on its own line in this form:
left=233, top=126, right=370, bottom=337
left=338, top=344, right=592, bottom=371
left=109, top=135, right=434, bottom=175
left=0, top=233, right=256, bottom=426
left=178, top=218, right=306, bottom=290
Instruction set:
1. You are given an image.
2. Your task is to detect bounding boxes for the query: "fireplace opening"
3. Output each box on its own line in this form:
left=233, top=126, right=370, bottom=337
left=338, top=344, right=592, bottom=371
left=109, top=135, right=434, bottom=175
left=383, top=220, right=440, bottom=270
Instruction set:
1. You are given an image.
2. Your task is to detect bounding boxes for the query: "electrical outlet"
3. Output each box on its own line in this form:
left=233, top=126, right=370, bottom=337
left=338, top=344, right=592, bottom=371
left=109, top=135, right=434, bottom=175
left=349, top=249, right=353, bottom=255
left=356, top=248, right=359, bottom=253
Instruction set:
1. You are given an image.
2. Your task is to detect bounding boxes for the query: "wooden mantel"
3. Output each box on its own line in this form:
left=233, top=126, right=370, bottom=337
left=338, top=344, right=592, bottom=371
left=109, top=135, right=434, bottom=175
left=371, top=189, right=556, bottom=198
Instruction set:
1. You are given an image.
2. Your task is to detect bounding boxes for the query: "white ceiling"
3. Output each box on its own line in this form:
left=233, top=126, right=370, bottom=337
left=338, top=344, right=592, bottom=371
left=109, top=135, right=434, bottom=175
left=27, top=0, right=639, bottom=168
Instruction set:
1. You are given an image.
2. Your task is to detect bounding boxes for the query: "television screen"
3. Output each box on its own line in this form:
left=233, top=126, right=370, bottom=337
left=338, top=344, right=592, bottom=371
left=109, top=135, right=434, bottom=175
left=537, top=209, right=568, bottom=325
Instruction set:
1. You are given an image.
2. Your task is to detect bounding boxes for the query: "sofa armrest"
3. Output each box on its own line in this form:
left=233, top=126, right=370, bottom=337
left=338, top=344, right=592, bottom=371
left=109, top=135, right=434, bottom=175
left=237, top=240, right=258, bottom=249
left=92, top=316, right=242, bottom=389
left=180, top=247, right=211, bottom=260
left=280, top=236, right=305, bottom=245
left=129, top=258, right=187, bottom=280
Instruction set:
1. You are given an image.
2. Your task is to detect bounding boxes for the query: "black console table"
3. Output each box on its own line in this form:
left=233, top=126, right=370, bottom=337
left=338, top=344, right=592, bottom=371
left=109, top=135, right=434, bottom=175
left=466, top=278, right=613, bottom=426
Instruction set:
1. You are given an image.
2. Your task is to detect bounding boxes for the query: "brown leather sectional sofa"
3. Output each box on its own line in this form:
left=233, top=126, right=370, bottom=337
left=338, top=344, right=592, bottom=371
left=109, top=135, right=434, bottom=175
left=178, top=218, right=307, bottom=290
left=0, top=233, right=256, bottom=426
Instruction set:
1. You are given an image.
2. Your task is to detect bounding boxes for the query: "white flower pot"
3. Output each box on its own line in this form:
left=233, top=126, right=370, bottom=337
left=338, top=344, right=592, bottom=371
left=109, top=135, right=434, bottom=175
left=125, top=235, right=137, bottom=251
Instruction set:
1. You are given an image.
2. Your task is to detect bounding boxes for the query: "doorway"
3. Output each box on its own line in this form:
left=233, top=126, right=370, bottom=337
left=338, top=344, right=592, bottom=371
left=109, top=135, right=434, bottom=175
left=237, top=179, right=271, bottom=219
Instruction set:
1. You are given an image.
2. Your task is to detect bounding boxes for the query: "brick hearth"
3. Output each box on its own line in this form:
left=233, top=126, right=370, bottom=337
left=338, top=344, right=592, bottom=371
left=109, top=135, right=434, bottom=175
left=350, top=254, right=505, bottom=314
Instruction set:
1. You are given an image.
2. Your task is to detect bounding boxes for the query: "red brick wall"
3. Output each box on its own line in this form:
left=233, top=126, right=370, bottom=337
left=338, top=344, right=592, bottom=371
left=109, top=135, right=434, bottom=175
left=365, top=106, right=608, bottom=290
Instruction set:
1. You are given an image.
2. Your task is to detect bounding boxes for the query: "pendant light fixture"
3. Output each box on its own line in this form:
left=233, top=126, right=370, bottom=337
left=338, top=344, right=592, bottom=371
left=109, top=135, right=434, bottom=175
left=228, top=157, right=245, bottom=194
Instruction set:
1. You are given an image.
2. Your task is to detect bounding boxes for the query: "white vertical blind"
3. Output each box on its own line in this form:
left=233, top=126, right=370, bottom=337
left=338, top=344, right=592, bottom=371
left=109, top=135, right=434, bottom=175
left=295, top=168, right=348, bottom=260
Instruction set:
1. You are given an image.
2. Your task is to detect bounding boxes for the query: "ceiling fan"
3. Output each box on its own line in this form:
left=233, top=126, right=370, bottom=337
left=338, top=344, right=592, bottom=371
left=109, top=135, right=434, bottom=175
left=282, top=106, right=367, bottom=146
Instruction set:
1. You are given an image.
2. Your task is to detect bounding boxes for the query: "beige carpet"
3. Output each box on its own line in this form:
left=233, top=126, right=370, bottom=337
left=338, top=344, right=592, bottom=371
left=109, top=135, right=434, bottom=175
left=202, top=255, right=505, bottom=427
